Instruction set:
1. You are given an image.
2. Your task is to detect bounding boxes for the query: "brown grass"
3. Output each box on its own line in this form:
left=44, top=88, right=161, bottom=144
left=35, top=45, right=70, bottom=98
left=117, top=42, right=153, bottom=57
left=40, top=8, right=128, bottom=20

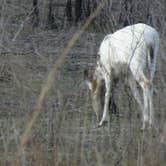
left=0, top=1, right=166, bottom=165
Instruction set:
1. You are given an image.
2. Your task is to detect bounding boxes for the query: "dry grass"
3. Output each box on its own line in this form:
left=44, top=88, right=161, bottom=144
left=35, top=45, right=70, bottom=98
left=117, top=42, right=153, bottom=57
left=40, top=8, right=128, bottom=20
left=0, top=1, right=166, bottom=166
left=0, top=30, right=166, bottom=165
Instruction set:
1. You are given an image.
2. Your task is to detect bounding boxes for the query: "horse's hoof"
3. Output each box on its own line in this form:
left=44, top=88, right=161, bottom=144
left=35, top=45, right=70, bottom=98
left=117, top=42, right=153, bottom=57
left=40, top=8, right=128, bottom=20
left=98, top=121, right=108, bottom=127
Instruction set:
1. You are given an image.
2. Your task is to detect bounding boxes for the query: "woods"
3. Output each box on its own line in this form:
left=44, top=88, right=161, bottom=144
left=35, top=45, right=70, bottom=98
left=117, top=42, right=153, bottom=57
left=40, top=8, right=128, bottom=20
left=0, top=0, right=166, bottom=165
left=29, top=0, right=165, bottom=32
left=1, top=0, right=165, bottom=34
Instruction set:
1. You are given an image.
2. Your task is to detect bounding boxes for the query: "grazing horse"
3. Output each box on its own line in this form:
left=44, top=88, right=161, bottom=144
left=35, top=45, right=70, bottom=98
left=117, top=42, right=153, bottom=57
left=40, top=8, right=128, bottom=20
left=84, top=23, right=159, bottom=129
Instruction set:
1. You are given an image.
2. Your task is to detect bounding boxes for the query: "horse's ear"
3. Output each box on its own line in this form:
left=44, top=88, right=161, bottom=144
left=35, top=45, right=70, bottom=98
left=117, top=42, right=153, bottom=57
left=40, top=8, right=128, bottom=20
left=84, top=69, right=93, bottom=90
left=83, top=69, right=89, bottom=80
left=84, top=69, right=97, bottom=91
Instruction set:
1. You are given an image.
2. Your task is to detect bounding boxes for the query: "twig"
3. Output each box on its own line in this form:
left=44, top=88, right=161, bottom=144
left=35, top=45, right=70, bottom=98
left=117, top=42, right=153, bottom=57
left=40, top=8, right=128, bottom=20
left=18, top=0, right=106, bottom=154
left=12, top=7, right=36, bottom=42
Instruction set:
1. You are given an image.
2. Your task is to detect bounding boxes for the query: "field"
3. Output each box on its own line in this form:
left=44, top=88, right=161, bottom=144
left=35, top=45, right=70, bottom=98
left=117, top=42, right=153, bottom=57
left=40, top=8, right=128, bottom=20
left=0, top=1, right=166, bottom=165
left=0, top=26, right=166, bottom=165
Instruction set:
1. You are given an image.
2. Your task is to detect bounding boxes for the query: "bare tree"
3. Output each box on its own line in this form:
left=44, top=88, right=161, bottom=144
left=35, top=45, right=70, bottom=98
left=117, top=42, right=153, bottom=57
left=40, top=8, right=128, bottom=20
left=75, top=0, right=82, bottom=23
left=118, top=0, right=134, bottom=26
left=32, top=0, right=39, bottom=27
left=66, top=0, right=73, bottom=23
left=47, top=0, right=56, bottom=29
left=82, top=0, right=91, bottom=18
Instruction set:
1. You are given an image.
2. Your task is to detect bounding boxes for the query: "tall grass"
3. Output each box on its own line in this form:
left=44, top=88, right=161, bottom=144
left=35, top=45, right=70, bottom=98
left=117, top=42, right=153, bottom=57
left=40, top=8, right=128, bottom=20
left=0, top=1, right=166, bottom=165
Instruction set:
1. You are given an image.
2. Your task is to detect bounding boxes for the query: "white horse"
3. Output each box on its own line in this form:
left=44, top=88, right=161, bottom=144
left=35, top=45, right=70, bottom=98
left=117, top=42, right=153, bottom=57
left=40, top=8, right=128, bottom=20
left=84, top=23, right=159, bottom=129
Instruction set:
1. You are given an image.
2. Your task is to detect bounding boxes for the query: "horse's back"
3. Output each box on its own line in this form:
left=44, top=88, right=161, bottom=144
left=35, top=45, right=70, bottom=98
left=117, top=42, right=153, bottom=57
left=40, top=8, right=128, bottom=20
left=98, top=23, right=159, bottom=70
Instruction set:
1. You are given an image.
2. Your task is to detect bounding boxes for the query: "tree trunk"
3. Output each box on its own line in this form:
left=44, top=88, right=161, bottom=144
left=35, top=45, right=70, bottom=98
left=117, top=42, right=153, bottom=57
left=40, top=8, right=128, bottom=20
left=32, top=0, right=39, bottom=27
left=47, top=0, right=56, bottom=29
left=118, top=0, right=133, bottom=26
left=75, top=0, right=82, bottom=23
left=66, top=0, right=73, bottom=23
left=83, top=0, right=91, bottom=18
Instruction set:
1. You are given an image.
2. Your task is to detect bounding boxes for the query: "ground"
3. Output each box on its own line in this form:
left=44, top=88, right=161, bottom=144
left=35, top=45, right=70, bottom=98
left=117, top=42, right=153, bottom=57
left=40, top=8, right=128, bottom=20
left=0, top=27, right=166, bottom=165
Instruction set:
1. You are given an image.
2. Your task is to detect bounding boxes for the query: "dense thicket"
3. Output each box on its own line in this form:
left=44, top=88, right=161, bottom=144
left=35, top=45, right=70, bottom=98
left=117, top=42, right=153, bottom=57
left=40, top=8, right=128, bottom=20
left=30, top=0, right=165, bottom=33
left=1, top=0, right=165, bottom=32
